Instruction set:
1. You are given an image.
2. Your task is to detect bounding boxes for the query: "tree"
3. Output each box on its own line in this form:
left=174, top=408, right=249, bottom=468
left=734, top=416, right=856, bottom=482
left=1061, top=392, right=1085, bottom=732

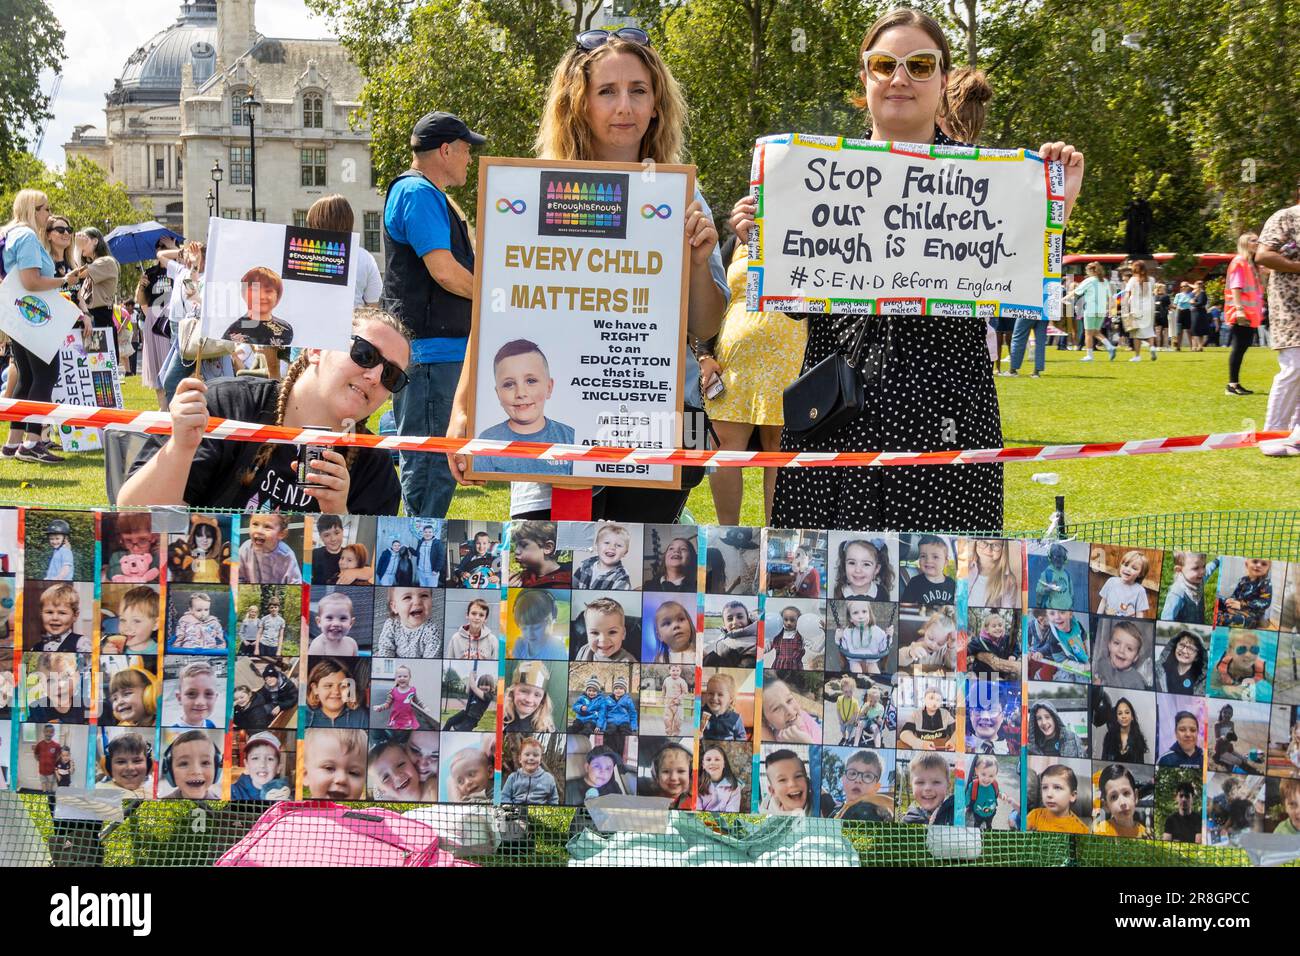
left=0, top=0, right=65, bottom=191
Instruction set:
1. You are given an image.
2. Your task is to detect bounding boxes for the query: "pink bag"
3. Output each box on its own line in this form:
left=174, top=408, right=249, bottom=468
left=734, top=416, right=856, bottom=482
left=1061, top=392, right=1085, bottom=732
left=215, top=802, right=476, bottom=868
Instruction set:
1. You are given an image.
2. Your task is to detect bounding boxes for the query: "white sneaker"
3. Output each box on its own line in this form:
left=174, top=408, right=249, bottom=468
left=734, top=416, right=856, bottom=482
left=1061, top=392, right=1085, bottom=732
left=1080, top=353, right=1093, bottom=361
left=1129, top=356, right=1142, bottom=362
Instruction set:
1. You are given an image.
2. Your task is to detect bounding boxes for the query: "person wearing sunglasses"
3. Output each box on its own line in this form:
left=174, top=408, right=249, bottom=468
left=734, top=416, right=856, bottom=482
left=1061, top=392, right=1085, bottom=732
left=119, top=307, right=410, bottom=515
left=445, top=26, right=728, bottom=523
left=731, top=7, right=1085, bottom=535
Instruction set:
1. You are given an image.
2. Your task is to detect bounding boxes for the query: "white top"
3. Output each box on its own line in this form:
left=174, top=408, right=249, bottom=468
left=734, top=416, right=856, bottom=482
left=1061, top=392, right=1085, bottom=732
left=165, top=260, right=190, bottom=325
left=354, top=248, right=382, bottom=307
left=1098, top=576, right=1148, bottom=617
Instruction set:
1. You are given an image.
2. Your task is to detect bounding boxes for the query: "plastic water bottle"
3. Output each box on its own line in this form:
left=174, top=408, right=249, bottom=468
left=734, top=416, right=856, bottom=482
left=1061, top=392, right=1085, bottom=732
left=1031, top=473, right=1060, bottom=485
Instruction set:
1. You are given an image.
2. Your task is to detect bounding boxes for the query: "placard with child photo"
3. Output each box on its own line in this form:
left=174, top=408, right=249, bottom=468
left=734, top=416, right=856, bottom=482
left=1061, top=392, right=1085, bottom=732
left=162, top=656, right=227, bottom=730
left=440, top=659, right=497, bottom=732
left=98, top=584, right=161, bottom=656
left=1213, top=556, right=1284, bottom=630
left=166, top=585, right=230, bottom=656
left=23, top=580, right=94, bottom=653
left=366, top=729, right=439, bottom=803
left=570, top=590, right=641, bottom=662
left=965, top=753, right=1021, bottom=830
left=1026, top=756, right=1092, bottom=833
left=100, top=512, right=162, bottom=584
left=643, top=525, right=698, bottom=593
left=439, top=731, right=494, bottom=803
left=640, top=591, right=699, bottom=665
left=701, top=593, right=758, bottom=668
left=98, top=655, right=159, bottom=728
left=570, top=522, right=643, bottom=591
left=232, top=656, right=298, bottom=731
left=637, top=737, right=694, bottom=807
left=167, top=514, right=232, bottom=584
left=306, top=586, right=371, bottom=656
left=896, top=604, right=959, bottom=673
left=1091, top=762, right=1154, bottom=838
left=1027, top=539, right=1089, bottom=615
left=445, top=520, right=503, bottom=589
left=308, top=514, right=377, bottom=586
left=158, top=728, right=225, bottom=800
left=965, top=676, right=1022, bottom=755
left=23, top=509, right=95, bottom=584
left=698, top=741, right=751, bottom=813
left=303, top=656, right=370, bottom=729
left=957, top=537, right=1022, bottom=610
left=895, top=751, right=957, bottom=826
left=760, top=670, right=823, bottom=746
left=19, top=722, right=90, bottom=795
left=1154, top=622, right=1210, bottom=695
left=1089, top=544, right=1163, bottom=619
left=302, top=728, right=368, bottom=801
left=501, top=733, right=563, bottom=806
left=370, top=657, right=441, bottom=731
left=823, top=673, right=893, bottom=748
left=21, top=651, right=91, bottom=724
left=1266, top=704, right=1300, bottom=778
left=1208, top=626, right=1278, bottom=702
left=829, top=532, right=898, bottom=603
left=508, top=520, right=572, bottom=589
left=824, top=599, right=894, bottom=675
left=96, top=727, right=156, bottom=799
left=237, top=513, right=305, bottom=585
left=373, top=586, right=444, bottom=659
left=1158, top=551, right=1212, bottom=625
left=704, top=526, right=760, bottom=596
left=759, top=743, right=831, bottom=816
left=765, top=529, right=827, bottom=599
left=898, top=533, right=957, bottom=606
left=821, top=746, right=894, bottom=822
left=1089, top=685, right=1155, bottom=764
left=443, top=591, right=500, bottom=660
left=640, top=663, right=695, bottom=736
left=763, top=598, right=824, bottom=671
left=230, top=729, right=294, bottom=802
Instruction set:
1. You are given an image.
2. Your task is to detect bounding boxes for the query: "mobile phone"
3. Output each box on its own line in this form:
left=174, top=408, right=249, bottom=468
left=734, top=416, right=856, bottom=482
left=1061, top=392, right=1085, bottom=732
left=296, top=428, right=331, bottom=487
left=704, top=371, right=726, bottom=400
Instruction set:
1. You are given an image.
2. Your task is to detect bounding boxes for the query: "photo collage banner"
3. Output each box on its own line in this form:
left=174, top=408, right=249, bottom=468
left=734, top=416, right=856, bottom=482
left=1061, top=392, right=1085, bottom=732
left=1, top=508, right=1298, bottom=846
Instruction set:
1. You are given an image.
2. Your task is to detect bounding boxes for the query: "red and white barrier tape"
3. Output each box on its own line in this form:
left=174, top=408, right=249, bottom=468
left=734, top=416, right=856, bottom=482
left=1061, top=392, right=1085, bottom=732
left=0, top=398, right=1288, bottom=468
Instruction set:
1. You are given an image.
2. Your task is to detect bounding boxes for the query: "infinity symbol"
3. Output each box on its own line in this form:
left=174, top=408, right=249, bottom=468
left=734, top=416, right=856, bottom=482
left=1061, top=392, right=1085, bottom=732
left=640, top=203, right=672, bottom=219
left=496, top=198, right=527, bottom=214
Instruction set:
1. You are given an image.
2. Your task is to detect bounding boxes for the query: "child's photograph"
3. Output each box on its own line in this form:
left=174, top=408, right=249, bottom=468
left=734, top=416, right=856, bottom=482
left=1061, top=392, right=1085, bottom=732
left=1206, top=772, right=1265, bottom=844
left=235, top=584, right=302, bottom=656
left=1158, top=550, right=1212, bottom=625
left=821, top=746, right=895, bottom=822
left=308, top=514, right=377, bottom=586
left=570, top=521, right=643, bottom=591
left=471, top=337, right=575, bottom=478
left=439, top=731, right=494, bottom=803
left=22, top=651, right=91, bottom=723
left=964, top=753, right=1021, bottom=830
left=1091, top=762, right=1154, bottom=838
left=1025, top=756, right=1092, bottom=833
left=957, top=537, right=1022, bottom=610
left=565, top=735, right=637, bottom=805
left=828, top=531, right=898, bottom=602
left=1281, top=561, right=1300, bottom=634
left=1208, top=700, right=1269, bottom=774
left=642, top=524, right=698, bottom=593
left=372, top=586, right=445, bottom=660
left=570, top=590, right=641, bottom=662
left=698, top=740, right=751, bottom=812
left=98, top=583, right=161, bottom=656
left=1026, top=539, right=1089, bottom=614
left=1027, top=681, right=1089, bottom=757
left=765, top=528, right=827, bottom=599
left=503, top=658, right=566, bottom=736
left=505, top=587, right=568, bottom=660
left=367, top=729, right=439, bottom=802
left=231, top=656, right=299, bottom=730
left=1154, top=622, right=1210, bottom=695
left=825, top=599, right=895, bottom=674
left=305, top=585, right=372, bottom=656
left=1155, top=694, right=1207, bottom=768
left=898, top=533, right=957, bottom=606
left=701, top=593, right=758, bottom=668
left=301, top=728, right=368, bottom=800
left=237, top=513, right=305, bottom=585
left=895, top=751, right=957, bottom=825
left=823, top=673, right=893, bottom=748
left=0, top=718, right=8, bottom=787
left=0, top=665, right=13, bottom=718
left=1025, top=606, right=1091, bottom=683
left=370, top=657, right=441, bottom=731
left=501, top=733, right=563, bottom=805
left=443, top=590, right=500, bottom=660
left=95, top=727, right=157, bottom=799
left=759, top=742, right=830, bottom=816
left=162, top=656, right=227, bottom=730
left=566, top=661, right=639, bottom=747
left=1277, top=632, right=1300, bottom=705
left=373, top=517, right=446, bottom=588
left=1267, top=704, right=1300, bottom=778
left=700, top=666, right=754, bottom=742
left=0, top=507, right=17, bottom=573
left=445, top=520, right=503, bottom=589
left=896, top=604, right=959, bottom=673
left=23, top=509, right=95, bottom=583
left=508, top=519, right=571, bottom=588
left=1265, top=776, right=1300, bottom=835
left=639, top=663, right=695, bottom=736
left=440, top=659, right=498, bottom=732
left=166, top=585, right=231, bottom=656
left=1212, top=555, right=1284, bottom=630
left=0, top=573, right=14, bottom=653
left=159, top=728, right=225, bottom=800
left=303, top=656, right=371, bottom=729
left=229, top=728, right=294, bottom=801
left=895, top=673, right=958, bottom=752
left=762, top=598, right=825, bottom=670
left=1090, top=616, right=1154, bottom=690
left=760, top=669, right=823, bottom=745
left=23, top=580, right=93, bottom=653
left=166, top=514, right=232, bottom=584
left=1089, top=544, right=1162, bottom=619
left=704, top=525, right=761, bottom=595
left=640, top=591, right=699, bottom=665
left=1154, top=768, right=1203, bottom=844
left=637, top=737, right=694, bottom=804
left=965, top=606, right=1020, bottom=677
left=100, top=511, right=162, bottom=584
left=1089, top=686, right=1156, bottom=764
left=965, top=675, right=1022, bottom=755
left=1208, top=626, right=1277, bottom=702
left=98, top=654, right=159, bottom=728
left=18, top=721, right=89, bottom=794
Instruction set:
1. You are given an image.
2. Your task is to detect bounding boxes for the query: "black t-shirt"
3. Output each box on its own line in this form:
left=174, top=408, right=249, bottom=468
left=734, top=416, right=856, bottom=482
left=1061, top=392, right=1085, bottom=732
left=900, top=574, right=955, bottom=605
left=312, top=547, right=343, bottom=585
left=1163, top=810, right=1201, bottom=843
left=141, top=265, right=172, bottom=308
left=128, top=378, right=400, bottom=515
left=223, top=315, right=294, bottom=347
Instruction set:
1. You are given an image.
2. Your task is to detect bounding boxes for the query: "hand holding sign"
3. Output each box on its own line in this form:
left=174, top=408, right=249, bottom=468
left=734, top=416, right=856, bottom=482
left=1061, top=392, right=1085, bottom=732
left=1037, top=141, right=1086, bottom=219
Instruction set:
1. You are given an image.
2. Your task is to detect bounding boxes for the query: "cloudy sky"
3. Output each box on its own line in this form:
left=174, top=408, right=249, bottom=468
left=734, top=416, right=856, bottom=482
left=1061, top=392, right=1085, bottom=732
left=38, top=0, right=334, bottom=167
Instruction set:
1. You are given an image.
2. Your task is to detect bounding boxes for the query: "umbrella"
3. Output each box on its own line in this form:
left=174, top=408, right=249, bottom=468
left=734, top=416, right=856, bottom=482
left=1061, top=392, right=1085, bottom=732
left=104, top=221, right=184, bottom=265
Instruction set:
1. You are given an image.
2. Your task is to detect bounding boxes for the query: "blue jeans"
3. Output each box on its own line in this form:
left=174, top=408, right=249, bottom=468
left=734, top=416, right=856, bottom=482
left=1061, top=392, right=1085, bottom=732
left=394, top=360, right=462, bottom=519
left=1010, top=317, right=1048, bottom=373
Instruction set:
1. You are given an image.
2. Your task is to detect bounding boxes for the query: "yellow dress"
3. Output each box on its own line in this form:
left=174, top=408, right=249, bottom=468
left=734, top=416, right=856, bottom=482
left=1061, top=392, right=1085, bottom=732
left=704, top=244, right=808, bottom=426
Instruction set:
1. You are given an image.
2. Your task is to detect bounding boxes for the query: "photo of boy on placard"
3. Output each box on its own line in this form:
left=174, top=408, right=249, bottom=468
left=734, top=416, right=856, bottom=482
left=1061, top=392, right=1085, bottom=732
left=95, top=727, right=155, bottom=799
left=823, top=673, right=892, bottom=748
left=1026, top=607, right=1091, bottom=682
left=166, top=585, right=230, bottom=655
left=705, top=526, right=761, bottom=596
left=1267, top=704, right=1300, bottom=778
left=22, top=651, right=91, bottom=723
left=446, top=520, right=503, bottom=589
left=18, top=722, right=89, bottom=794
left=1265, top=776, right=1300, bottom=835
left=1213, top=556, right=1284, bottom=630
left=638, top=737, right=694, bottom=807
left=701, top=593, right=758, bottom=668
left=1208, top=700, right=1269, bottom=774
left=571, top=521, right=643, bottom=591
left=302, top=728, right=367, bottom=800
left=1027, top=539, right=1088, bottom=614
left=758, top=743, right=829, bottom=816
left=162, top=656, right=227, bottom=730
left=765, top=529, right=826, bottom=599
left=501, top=733, right=563, bottom=806
left=1156, top=695, right=1207, bottom=768
left=98, top=584, right=160, bottom=655
left=1089, top=545, right=1162, bottom=619
left=441, top=660, right=496, bottom=731
left=1091, top=616, right=1154, bottom=690
left=237, top=513, right=305, bottom=585
left=570, top=590, right=641, bottom=662
left=821, top=746, right=894, bottom=822
left=1092, top=762, right=1154, bottom=838
left=639, top=663, right=694, bottom=737
left=231, top=657, right=298, bottom=731
left=1206, top=772, right=1264, bottom=844
left=1159, top=551, right=1211, bottom=625
left=444, top=591, right=500, bottom=660
left=1155, top=769, right=1203, bottom=843
left=966, top=676, right=1022, bottom=755
left=896, top=751, right=957, bottom=826
left=898, top=533, right=956, bottom=606
left=98, top=655, right=159, bottom=728
left=23, top=580, right=93, bottom=653
left=101, top=512, right=161, bottom=583
left=1277, top=633, right=1300, bottom=706
left=965, top=753, right=1021, bottom=830
left=23, top=510, right=94, bottom=583
left=230, top=729, right=294, bottom=801
left=309, top=514, right=377, bottom=586
left=1208, top=626, right=1278, bottom=702
left=306, top=586, right=372, bottom=656
left=159, top=728, right=225, bottom=800
left=1026, top=756, right=1091, bottom=833
left=508, top=520, right=571, bottom=589
left=440, top=731, right=494, bottom=803
left=472, top=339, right=575, bottom=477
left=565, top=737, right=636, bottom=806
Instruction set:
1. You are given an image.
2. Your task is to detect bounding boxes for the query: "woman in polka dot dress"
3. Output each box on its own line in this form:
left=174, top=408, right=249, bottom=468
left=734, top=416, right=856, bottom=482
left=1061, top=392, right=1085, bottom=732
left=731, top=8, right=1085, bottom=533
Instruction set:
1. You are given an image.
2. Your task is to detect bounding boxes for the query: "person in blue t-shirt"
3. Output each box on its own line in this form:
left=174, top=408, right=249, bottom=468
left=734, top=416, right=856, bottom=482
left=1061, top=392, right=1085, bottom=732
left=474, top=339, right=575, bottom=475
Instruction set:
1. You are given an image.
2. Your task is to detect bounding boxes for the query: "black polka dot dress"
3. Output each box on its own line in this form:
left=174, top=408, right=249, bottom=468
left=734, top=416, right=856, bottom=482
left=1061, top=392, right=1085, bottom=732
left=770, top=129, right=1004, bottom=534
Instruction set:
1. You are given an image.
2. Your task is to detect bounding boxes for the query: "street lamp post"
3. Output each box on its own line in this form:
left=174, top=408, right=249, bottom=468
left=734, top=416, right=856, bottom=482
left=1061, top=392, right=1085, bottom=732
left=206, top=188, right=215, bottom=217
left=243, top=95, right=262, bottom=221
left=210, top=158, right=223, bottom=213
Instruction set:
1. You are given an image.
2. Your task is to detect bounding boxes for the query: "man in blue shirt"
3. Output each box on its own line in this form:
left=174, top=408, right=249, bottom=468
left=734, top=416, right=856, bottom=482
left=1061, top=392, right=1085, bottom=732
left=381, top=111, right=485, bottom=518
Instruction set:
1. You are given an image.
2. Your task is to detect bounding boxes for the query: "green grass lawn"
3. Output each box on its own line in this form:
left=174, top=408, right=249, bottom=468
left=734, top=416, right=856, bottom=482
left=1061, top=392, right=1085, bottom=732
left=1, top=344, right=1294, bottom=533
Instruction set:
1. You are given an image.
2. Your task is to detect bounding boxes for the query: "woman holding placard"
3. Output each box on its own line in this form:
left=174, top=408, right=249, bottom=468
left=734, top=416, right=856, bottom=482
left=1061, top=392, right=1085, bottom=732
left=732, top=7, right=1085, bottom=533
left=445, top=27, right=729, bottom=523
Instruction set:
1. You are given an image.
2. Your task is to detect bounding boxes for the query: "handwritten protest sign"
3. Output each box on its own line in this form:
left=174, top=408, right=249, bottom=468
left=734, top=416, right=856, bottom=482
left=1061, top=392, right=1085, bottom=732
left=0, top=272, right=85, bottom=362
left=747, top=134, right=1065, bottom=320
left=50, top=330, right=124, bottom=452
left=467, top=157, right=692, bottom=489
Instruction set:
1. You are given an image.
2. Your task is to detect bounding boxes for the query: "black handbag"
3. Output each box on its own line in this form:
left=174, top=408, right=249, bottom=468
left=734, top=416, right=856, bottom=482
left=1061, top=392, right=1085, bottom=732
left=782, top=318, right=870, bottom=442
left=151, top=311, right=172, bottom=340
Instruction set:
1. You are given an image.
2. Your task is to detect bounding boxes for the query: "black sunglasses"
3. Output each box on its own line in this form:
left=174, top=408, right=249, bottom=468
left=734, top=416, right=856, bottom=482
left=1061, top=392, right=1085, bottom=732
left=350, top=335, right=409, bottom=393
left=47, top=225, right=72, bottom=235
left=576, top=27, right=651, bottom=50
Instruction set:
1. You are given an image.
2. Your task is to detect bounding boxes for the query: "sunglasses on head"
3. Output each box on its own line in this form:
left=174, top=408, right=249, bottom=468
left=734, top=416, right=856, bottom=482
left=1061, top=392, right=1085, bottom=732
left=862, top=48, right=944, bottom=82
left=46, top=226, right=72, bottom=235
left=350, top=335, right=408, bottom=393
left=576, top=27, right=651, bottom=50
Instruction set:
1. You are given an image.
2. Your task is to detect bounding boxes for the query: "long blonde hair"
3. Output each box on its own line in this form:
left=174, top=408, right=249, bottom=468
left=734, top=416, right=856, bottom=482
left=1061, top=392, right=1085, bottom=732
left=535, top=39, right=687, bottom=164
left=502, top=678, right=555, bottom=732
left=47, top=215, right=79, bottom=272
left=964, top=539, right=1018, bottom=607
left=3, top=189, right=50, bottom=245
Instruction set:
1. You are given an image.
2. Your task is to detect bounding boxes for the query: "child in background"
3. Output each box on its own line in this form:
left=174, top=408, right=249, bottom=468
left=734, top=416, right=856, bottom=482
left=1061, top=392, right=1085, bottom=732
left=97, top=732, right=152, bottom=798
left=256, top=599, right=287, bottom=655
left=834, top=538, right=893, bottom=601
left=790, top=547, right=821, bottom=598
left=1028, top=608, right=1090, bottom=682
left=36, top=583, right=90, bottom=652
left=448, top=746, right=492, bottom=802
left=1162, top=552, right=1207, bottom=623
left=1027, top=764, right=1089, bottom=833
left=335, top=544, right=373, bottom=585
left=573, top=597, right=636, bottom=662
left=374, top=664, right=426, bottom=730
left=509, top=521, right=569, bottom=588
left=661, top=663, right=689, bottom=736
left=161, top=731, right=221, bottom=800
left=648, top=599, right=697, bottom=665
left=901, top=753, right=955, bottom=825
left=509, top=589, right=565, bottom=660
left=238, top=604, right=261, bottom=655
left=374, top=587, right=441, bottom=658
left=968, top=610, right=1019, bottom=677
left=570, top=677, right=607, bottom=734
left=308, top=592, right=359, bottom=656
left=171, top=592, right=226, bottom=652
left=901, top=535, right=954, bottom=605
left=446, top=598, right=497, bottom=660
left=1274, top=779, right=1300, bottom=836
left=44, top=519, right=74, bottom=581
left=1092, top=620, right=1149, bottom=689
left=503, top=661, right=554, bottom=734
left=238, top=514, right=302, bottom=585
left=768, top=606, right=805, bottom=670
left=1216, top=558, right=1274, bottom=628
left=572, top=524, right=632, bottom=590
left=963, top=539, right=1019, bottom=609
left=704, top=600, right=758, bottom=667
left=1033, top=543, right=1074, bottom=611
left=698, top=744, right=743, bottom=812
left=34, top=725, right=61, bottom=793
left=107, top=667, right=156, bottom=727
left=833, top=750, right=893, bottom=822
left=445, top=672, right=495, bottom=732
left=56, top=745, right=74, bottom=788
left=105, top=513, right=159, bottom=581
left=835, top=601, right=891, bottom=674
left=502, top=737, right=559, bottom=805
left=1028, top=701, right=1085, bottom=757
left=966, top=754, right=1002, bottom=830
left=761, top=678, right=820, bottom=744
left=1213, top=629, right=1268, bottom=696
left=1094, top=764, right=1148, bottom=838
left=303, top=729, right=367, bottom=800
left=898, top=610, right=957, bottom=672
left=172, top=661, right=220, bottom=728
left=230, top=731, right=290, bottom=800
left=1096, top=550, right=1151, bottom=617
left=702, top=672, right=747, bottom=741
left=602, top=676, right=638, bottom=753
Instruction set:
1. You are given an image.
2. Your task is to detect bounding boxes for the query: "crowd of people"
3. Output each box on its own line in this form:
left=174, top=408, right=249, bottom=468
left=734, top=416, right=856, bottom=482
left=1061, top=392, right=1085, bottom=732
left=1, top=5, right=1297, bottom=528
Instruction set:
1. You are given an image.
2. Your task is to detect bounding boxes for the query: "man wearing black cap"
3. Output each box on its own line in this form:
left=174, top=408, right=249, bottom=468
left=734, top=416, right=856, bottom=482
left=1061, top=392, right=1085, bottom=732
left=381, top=110, right=486, bottom=518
